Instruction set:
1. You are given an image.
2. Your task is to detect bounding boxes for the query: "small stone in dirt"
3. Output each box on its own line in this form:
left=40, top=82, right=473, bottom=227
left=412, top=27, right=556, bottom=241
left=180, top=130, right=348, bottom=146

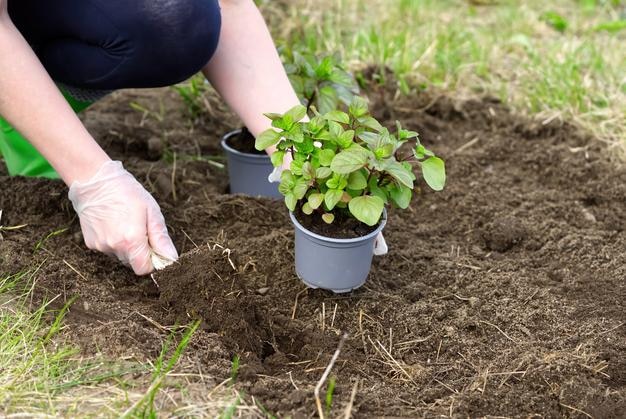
left=147, top=137, right=164, bottom=160
left=256, top=287, right=270, bottom=296
left=72, top=231, right=83, bottom=244
left=581, top=207, right=597, bottom=223
left=155, top=173, right=173, bottom=198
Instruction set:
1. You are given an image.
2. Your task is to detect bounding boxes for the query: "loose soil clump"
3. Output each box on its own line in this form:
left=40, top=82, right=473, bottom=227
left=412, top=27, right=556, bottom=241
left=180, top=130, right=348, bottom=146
left=1, top=86, right=624, bottom=417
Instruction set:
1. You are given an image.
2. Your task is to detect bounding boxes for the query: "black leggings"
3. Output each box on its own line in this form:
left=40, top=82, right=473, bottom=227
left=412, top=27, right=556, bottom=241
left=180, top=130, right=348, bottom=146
left=8, top=0, right=222, bottom=90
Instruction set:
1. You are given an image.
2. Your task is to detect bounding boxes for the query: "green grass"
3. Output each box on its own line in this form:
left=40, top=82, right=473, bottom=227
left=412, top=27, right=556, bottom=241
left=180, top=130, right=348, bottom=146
left=119, top=321, right=201, bottom=418
left=0, top=268, right=130, bottom=415
left=0, top=267, right=247, bottom=417
left=261, top=0, right=626, bottom=158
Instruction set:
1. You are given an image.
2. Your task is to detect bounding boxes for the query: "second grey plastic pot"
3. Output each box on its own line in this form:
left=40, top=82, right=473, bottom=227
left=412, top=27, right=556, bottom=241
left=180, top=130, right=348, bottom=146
left=221, top=130, right=281, bottom=199
left=289, top=210, right=387, bottom=293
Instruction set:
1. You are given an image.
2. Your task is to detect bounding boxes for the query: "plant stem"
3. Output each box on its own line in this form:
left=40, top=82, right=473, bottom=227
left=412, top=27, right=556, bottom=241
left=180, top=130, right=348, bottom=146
left=306, top=89, right=317, bottom=115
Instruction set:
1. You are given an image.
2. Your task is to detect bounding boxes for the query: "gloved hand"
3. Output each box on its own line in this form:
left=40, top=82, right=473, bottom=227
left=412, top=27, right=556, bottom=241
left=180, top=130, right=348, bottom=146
left=268, top=156, right=388, bottom=256
left=68, top=160, right=178, bottom=275
left=373, top=233, right=388, bottom=255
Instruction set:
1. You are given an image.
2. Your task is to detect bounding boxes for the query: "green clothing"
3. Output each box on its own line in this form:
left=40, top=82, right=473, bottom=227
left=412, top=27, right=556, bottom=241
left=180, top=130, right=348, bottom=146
left=0, top=92, right=92, bottom=178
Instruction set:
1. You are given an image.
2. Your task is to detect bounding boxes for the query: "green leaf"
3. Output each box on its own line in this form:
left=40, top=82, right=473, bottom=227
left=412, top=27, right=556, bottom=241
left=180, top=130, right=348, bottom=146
left=316, top=167, right=333, bottom=179
left=385, top=161, right=415, bottom=189
left=264, top=112, right=283, bottom=121
left=324, top=189, right=343, bottom=210
left=396, top=122, right=419, bottom=140
left=347, top=170, right=368, bottom=190
left=324, top=110, right=350, bottom=124
left=357, top=116, right=383, bottom=132
left=421, top=157, right=446, bottom=191
left=308, top=115, right=326, bottom=133
left=390, top=185, right=412, bottom=209
left=329, top=68, right=355, bottom=87
left=368, top=175, right=388, bottom=204
left=317, top=86, right=339, bottom=114
left=326, top=173, right=348, bottom=190
left=301, top=161, right=315, bottom=180
left=302, top=202, right=313, bottom=215
left=255, top=129, right=281, bottom=150
left=285, top=104, right=307, bottom=122
left=278, top=171, right=295, bottom=195
left=315, top=56, right=333, bottom=79
left=308, top=193, right=324, bottom=209
left=270, top=151, right=285, bottom=168
left=318, top=149, right=336, bottom=166
left=374, top=144, right=394, bottom=160
left=284, top=193, right=297, bottom=212
left=414, top=144, right=435, bottom=159
left=349, top=96, right=369, bottom=118
left=330, top=146, right=369, bottom=174
left=328, top=120, right=343, bottom=138
left=293, top=177, right=309, bottom=200
left=348, top=196, right=385, bottom=226
left=336, top=130, right=355, bottom=149
left=358, top=131, right=379, bottom=147
left=287, top=124, right=304, bottom=143
left=322, top=213, right=335, bottom=224
left=290, top=160, right=304, bottom=176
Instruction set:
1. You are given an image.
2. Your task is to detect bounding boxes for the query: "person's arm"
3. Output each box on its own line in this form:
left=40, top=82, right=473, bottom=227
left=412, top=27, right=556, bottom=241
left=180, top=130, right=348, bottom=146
left=203, top=0, right=304, bottom=159
left=0, top=4, right=109, bottom=184
left=0, top=5, right=177, bottom=274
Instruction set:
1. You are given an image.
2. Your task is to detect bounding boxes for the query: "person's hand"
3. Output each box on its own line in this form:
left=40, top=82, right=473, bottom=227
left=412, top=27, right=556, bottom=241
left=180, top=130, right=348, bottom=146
left=267, top=151, right=292, bottom=183
left=373, top=233, right=388, bottom=255
left=68, top=160, right=178, bottom=275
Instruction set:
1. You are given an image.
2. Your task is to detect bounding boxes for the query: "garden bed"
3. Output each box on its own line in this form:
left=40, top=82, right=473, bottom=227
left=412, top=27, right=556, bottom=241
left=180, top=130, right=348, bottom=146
left=1, top=85, right=624, bottom=417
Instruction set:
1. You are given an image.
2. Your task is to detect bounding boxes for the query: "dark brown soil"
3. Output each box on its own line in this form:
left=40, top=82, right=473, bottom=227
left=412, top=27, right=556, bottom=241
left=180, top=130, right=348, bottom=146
left=1, top=85, right=624, bottom=418
left=226, top=126, right=265, bottom=155
left=294, top=206, right=378, bottom=239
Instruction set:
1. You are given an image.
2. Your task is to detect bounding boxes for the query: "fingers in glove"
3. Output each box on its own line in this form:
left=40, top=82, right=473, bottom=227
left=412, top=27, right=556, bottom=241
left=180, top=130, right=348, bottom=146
left=124, top=238, right=153, bottom=275
left=146, top=203, right=178, bottom=262
left=373, top=232, right=388, bottom=256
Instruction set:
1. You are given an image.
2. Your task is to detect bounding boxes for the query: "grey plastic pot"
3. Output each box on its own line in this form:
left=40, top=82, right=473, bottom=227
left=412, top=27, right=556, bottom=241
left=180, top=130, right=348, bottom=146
left=289, top=210, right=387, bottom=293
left=221, top=129, right=281, bottom=199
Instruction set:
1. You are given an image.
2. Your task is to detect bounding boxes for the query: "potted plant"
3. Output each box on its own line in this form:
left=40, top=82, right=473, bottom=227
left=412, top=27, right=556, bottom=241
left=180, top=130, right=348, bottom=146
left=221, top=127, right=283, bottom=198
left=221, top=52, right=358, bottom=198
left=254, top=97, right=446, bottom=292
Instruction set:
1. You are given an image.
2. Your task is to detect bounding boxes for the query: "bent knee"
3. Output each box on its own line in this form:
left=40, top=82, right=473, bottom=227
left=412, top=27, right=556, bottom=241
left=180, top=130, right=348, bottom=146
left=122, top=0, right=222, bottom=87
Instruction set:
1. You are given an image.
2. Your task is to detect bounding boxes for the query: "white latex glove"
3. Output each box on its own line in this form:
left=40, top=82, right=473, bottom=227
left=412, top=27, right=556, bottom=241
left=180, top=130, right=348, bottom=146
left=373, top=232, right=388, bottom=255
left=68, top=161, right=178, bottom=275
left=268, top=157, right=388, bottom=256
left=268, top=165, right=282, bottom=183
left=268, top=149, right=292, bottom=183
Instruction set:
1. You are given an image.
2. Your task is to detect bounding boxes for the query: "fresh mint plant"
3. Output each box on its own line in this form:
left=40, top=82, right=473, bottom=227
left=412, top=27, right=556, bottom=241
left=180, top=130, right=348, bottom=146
left=283, top=51, right=359, bottom=114
left=255, top=97, right=446, bottom=226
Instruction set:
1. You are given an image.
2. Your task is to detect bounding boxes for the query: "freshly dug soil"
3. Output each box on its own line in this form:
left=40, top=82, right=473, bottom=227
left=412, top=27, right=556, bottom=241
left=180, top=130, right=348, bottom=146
left=1, top=85, right=624, bottom=418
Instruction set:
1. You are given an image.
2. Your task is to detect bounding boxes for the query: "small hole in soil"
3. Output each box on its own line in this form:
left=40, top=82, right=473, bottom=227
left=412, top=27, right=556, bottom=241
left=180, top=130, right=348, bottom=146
left=260, top=341, right=276, bottom=361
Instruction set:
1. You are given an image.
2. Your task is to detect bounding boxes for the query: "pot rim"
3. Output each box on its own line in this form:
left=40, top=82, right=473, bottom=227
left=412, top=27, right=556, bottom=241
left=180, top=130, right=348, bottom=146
left=221, top=129, right=271, bottom=160
left=289, top=209, right=387, bottom=244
